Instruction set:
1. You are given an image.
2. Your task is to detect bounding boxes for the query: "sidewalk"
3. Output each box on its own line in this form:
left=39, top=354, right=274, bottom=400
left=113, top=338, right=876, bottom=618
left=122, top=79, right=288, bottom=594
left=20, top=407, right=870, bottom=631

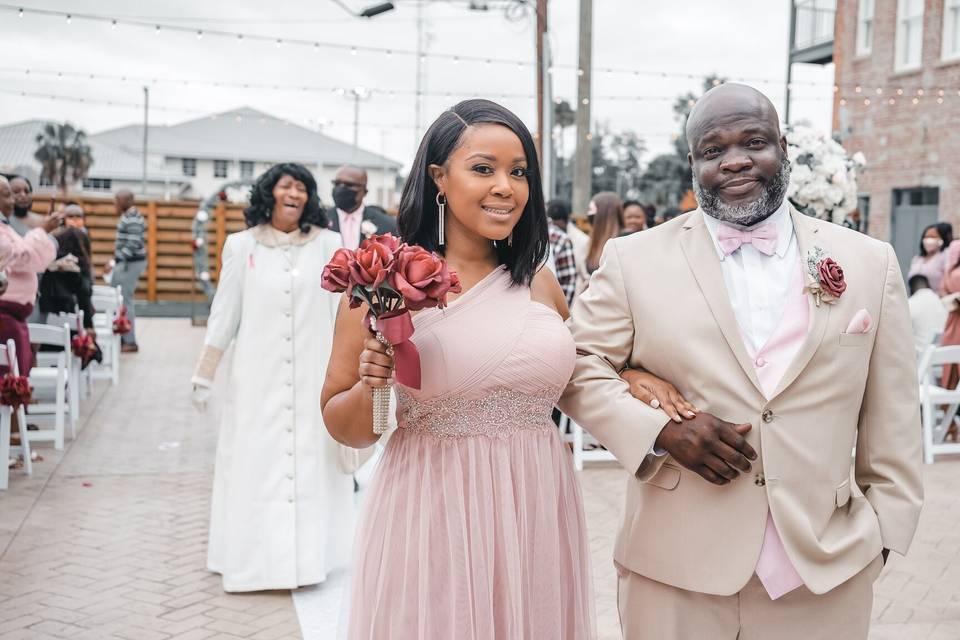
left=1, top=318, right=959, bottom=639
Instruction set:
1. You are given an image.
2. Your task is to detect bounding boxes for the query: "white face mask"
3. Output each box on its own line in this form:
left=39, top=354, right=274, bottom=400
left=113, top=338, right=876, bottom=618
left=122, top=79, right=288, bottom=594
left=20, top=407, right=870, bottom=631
left=923, top=238, right=944, bottom=253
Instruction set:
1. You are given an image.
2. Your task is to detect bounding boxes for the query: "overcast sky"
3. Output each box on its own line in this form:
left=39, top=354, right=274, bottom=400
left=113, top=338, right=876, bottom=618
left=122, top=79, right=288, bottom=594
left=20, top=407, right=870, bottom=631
left=0, top=0, right=834, bottom=169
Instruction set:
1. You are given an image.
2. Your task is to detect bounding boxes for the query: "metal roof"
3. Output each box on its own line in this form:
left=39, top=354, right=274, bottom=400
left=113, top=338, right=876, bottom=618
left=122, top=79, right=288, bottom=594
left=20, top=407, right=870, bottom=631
left=90, top=107, right=402, bottom=169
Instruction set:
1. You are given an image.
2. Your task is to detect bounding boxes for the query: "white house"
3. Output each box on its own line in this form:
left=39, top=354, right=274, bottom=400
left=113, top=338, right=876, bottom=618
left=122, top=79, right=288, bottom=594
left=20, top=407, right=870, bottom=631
left=0, top=107, right=403, bottom=207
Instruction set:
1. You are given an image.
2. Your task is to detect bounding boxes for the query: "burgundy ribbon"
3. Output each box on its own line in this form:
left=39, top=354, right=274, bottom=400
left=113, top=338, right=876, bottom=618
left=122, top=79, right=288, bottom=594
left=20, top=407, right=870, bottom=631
left=373, top=309, right=421, bottom=390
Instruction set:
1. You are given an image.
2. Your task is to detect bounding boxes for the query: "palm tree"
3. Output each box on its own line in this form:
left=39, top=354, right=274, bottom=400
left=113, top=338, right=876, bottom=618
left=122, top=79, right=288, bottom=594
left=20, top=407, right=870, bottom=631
left=34, top=123, right=93, bottom=195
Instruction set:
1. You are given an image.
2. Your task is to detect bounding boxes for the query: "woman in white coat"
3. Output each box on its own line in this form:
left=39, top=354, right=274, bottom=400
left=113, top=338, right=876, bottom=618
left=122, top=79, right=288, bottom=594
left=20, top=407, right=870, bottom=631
left=191, top=163, right=354, bottom=592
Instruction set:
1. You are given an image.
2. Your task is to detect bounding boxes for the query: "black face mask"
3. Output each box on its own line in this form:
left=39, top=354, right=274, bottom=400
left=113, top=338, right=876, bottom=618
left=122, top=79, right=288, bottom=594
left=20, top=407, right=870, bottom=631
left=332, top=185, right=359, bottom=211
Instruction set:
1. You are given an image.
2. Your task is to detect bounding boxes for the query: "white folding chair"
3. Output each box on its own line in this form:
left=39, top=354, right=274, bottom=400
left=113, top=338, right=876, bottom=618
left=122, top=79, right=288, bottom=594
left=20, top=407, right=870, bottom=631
left=557, top=412, right=617, bottom=471
left=27, top=323, right=70, bottom=450
left=0, top=339, right=32, bottom=489
left=919, top=345, right=960, bottom=463
left=42, top=311, right=85, bottom=433
left=91, top=285, right=122, bottom=386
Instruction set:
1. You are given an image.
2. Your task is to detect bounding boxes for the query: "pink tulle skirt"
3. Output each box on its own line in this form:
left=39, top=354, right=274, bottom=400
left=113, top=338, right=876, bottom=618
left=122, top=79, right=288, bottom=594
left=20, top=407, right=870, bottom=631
left=347, top=425, right=596, bottom=640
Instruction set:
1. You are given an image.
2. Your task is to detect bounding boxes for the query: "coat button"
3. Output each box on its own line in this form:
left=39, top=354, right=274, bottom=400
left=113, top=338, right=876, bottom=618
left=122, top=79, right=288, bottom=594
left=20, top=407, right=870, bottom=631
left=755, top=357, right=766, bottom=367
left=755, top=473, right=766, bottom=487
left=286, top=426, right=292, bottom=433
left=286, top=449, right=293, bottom=456
left=288, top=496, right=294, bottom=503
left=287, top=473, right=294, bottom=479
left=762, top=409, right=774, bottom=423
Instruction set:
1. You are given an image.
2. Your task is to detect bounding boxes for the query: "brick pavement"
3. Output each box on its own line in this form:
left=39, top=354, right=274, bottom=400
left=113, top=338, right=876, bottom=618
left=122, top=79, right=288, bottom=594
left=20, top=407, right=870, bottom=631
left=2, top=318, right=959, bottom=639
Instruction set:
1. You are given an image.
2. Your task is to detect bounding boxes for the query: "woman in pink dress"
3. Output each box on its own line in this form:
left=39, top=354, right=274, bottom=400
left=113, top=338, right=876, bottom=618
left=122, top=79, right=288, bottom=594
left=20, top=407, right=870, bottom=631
left=321, top=100, right=692, bottom=639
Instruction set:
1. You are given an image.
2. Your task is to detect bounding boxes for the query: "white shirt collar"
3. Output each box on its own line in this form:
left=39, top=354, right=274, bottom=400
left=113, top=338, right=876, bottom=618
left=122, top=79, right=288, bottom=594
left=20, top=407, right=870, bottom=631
left=702, top=198, right=793, bottom=261
left=337, top=204, right=365, bottom=220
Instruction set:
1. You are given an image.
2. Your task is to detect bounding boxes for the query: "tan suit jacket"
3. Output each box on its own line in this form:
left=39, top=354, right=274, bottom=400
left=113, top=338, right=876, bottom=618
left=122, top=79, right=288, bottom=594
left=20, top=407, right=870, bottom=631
left=559, top=207, right=923, bottom=596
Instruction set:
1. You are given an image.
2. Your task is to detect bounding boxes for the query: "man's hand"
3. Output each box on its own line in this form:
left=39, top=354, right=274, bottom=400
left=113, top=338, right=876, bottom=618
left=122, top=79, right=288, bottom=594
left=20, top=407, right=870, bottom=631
left=654, top=412, right=757, bottom=485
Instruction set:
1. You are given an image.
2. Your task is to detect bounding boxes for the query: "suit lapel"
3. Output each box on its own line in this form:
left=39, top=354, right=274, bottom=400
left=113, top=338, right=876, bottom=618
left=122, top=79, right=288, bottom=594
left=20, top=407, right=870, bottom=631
left=769, top=207, right=831, bottom=399
left=679, top=210, right=764, bottom=397
left=328, top=209, right=341, bottom=232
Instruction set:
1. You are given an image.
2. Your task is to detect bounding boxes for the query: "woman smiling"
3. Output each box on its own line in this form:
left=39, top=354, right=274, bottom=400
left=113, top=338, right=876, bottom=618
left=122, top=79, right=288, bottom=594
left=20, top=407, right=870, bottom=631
left=191, top=163, right=354, bottom=592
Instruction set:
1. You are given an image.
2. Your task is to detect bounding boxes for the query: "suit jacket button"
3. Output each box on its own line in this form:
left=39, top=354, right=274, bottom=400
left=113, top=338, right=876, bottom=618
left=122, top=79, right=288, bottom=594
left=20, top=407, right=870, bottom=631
left=755, top=473, right=766, bottom=487
left=762, top=409, right=774, bottom=423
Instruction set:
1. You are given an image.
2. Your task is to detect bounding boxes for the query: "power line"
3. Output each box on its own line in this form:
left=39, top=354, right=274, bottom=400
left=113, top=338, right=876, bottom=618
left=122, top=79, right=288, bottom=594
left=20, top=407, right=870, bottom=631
left=1, top=4, right=832, bottom=86
left=0, top=66, right=836, bottom=103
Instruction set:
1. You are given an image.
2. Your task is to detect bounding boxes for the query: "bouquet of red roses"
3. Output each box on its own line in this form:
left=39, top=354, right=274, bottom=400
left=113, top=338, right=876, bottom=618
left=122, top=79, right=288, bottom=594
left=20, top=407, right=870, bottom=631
left=321, top=233, right=461, bottom=434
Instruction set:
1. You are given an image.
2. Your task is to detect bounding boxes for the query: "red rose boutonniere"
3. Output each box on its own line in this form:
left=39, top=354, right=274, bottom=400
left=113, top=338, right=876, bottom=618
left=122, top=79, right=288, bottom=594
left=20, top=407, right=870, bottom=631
left=804, top=247, right=846, bottom=307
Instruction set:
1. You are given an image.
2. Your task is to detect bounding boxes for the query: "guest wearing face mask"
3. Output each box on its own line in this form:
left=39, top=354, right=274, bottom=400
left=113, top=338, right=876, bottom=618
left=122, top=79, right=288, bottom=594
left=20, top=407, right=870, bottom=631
left=908, top=223, right=952, bottom=294
left=326, top=165, right=396, bottom=250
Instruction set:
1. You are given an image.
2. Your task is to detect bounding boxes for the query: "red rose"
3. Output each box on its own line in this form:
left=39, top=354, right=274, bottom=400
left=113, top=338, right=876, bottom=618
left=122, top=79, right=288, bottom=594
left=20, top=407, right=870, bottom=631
left=321, top=248, right=355, bottom=293
left=818, top=258, right=846, bottom=298
left=392, top=246, right=457, bottom=310
left=361, top=233, right=402, bottom=254
left=350, top=241, right=394, bottom=289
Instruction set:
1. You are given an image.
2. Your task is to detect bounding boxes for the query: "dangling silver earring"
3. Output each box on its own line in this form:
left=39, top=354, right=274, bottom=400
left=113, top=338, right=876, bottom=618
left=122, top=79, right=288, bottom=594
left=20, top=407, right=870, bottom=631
left=507, top=232, right=513, bottom=247
left=436, top=192, right=446, bottom=246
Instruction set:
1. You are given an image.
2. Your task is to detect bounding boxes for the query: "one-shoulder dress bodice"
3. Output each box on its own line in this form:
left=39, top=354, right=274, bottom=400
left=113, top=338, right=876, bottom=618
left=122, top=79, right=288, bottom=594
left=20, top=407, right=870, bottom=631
left=348, top=266, right=595, bottom=640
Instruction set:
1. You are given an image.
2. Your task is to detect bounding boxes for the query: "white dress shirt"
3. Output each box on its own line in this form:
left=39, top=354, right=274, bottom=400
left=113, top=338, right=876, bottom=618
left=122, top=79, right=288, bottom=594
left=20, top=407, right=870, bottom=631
left=337, top=204, right=366, bottom=250
left=701, top=198, right=799, bottom=353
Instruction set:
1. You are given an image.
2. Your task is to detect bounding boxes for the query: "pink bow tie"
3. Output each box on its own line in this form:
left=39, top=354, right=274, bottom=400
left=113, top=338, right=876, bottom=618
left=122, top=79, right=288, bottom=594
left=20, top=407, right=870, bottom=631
left=717, top=222, right=778, bottom=256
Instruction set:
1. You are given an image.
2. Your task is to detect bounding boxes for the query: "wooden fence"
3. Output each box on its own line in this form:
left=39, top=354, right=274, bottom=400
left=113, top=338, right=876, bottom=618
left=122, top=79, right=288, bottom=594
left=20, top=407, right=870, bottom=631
left=29, top=195, right=247, bottom=302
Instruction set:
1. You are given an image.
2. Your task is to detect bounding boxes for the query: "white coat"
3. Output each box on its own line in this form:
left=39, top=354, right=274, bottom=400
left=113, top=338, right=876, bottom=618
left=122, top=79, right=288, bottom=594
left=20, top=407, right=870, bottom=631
left=200, top=224, right=353, bottom=592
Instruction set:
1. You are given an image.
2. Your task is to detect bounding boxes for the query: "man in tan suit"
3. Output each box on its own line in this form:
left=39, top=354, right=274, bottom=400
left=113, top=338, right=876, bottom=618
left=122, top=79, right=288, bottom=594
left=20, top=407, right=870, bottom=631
left=559, top=84, right=923, bottom=639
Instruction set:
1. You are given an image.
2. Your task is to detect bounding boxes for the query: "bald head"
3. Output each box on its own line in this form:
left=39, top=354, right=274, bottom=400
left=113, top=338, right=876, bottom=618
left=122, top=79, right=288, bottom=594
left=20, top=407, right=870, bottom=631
left=686, top=83, right=782, bottom=151
left=332, top=165, right=368, bottom=213
left=686, top=84, right=791, bottom=227
left=0, top=176, right=13, bottom=217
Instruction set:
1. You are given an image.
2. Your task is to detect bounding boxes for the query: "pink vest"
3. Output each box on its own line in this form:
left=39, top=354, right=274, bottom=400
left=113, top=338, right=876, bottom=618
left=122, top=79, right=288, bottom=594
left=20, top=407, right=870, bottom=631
left=739, top=258, right=808, bottom=600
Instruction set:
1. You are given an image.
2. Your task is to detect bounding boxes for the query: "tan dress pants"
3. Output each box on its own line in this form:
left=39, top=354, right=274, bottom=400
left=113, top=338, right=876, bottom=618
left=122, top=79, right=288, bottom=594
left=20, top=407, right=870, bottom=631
left=617, top=556, right=883, bottom=640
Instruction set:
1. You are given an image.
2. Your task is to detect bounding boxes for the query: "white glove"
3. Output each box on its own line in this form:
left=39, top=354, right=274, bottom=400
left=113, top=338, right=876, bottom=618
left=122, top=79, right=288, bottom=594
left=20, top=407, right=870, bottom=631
left=192, top=383, right=212, bottom=413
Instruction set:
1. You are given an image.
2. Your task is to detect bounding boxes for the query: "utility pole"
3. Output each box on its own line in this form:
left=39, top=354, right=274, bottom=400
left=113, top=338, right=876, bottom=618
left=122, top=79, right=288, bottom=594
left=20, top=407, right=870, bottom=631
left=572, top=0, right=592, bottom=218
left=785, top=0, right=796, bottom=124
left=141, top=86, right=149, bottom=196
left=536, top=0, right=553, bottom=199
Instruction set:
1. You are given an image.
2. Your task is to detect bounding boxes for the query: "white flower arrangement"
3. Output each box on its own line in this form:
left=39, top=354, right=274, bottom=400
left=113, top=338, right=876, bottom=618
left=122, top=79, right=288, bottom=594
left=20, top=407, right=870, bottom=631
left=361, top=219, right=378, bottom=238
left=785, top=125, right=866, bottom=223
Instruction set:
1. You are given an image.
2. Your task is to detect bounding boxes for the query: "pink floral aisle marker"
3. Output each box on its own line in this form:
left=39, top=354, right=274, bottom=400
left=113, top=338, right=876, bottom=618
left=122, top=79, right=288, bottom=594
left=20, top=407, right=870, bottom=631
left=321, top=233, right=461, bottom=434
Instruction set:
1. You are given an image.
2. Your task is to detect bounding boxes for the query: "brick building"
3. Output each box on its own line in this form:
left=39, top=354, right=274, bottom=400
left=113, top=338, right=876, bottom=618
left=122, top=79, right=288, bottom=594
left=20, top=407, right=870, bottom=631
left=833, top=0, right=960, bottom=275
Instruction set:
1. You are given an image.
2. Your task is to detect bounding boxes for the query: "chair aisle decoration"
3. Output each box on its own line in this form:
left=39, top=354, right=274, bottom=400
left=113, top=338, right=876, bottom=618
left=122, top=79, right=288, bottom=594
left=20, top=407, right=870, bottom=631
left=1, top=339, right=33, bottom=490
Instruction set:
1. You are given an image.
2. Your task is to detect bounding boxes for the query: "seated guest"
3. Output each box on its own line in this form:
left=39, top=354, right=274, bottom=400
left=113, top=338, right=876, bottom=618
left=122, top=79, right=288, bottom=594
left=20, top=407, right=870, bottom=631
left=326, top=165, right=395, bottom=249
left=548, top=199, right=589, bottom=296
left=39, top=227, right=100, bottom=368
left=909, top=274, right=948, bottom=354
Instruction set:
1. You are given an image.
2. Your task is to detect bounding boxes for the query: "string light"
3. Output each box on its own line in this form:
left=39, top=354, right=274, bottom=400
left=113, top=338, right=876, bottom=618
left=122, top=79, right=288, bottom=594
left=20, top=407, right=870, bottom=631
left=111, top=19, right=117, bottom=30
left=275, top=38, right=282, bottom=48
left=65, top=13, right=71, bottom=23
left=17, top=7, right=22, bottom=18
left=196, top=30, right=203, bottom=39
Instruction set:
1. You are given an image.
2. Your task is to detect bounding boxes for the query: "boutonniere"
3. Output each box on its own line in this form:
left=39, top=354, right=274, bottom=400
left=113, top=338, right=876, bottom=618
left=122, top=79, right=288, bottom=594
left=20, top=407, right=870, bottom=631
left=804, top=246, right=846, bottom=307
left=361, top=219, right=378, bottom=239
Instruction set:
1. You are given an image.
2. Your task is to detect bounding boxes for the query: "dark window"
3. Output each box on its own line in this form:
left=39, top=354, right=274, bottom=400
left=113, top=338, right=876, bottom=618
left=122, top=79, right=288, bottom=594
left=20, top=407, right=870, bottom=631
left=240, top=161, right=254, bottom=180
left=894, top=187, right=939, bottom=207
left=182, top=158, right=197, bottom=177
left=82, top=178, right=113, bottom=191
left=857, top=194, right=870, bottom=232
left=214, top=159, right=229, bottom=179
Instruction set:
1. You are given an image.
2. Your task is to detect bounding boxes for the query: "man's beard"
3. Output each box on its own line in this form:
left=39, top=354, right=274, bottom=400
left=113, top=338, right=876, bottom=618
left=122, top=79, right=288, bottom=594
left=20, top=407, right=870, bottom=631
left=693, top=155, right=791, bottom=227
left=12, top=205, right=29, bottom=218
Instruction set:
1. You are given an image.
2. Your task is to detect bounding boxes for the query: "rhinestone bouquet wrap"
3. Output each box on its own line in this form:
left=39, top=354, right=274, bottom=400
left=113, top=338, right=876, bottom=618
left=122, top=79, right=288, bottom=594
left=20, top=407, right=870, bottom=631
left=321, top=233, right=461, bottom=435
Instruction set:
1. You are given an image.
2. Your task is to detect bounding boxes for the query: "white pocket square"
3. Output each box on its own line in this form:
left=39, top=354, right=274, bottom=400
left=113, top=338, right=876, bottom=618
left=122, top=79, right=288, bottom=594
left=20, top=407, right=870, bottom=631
left=845, top=308, right=873, bottom=334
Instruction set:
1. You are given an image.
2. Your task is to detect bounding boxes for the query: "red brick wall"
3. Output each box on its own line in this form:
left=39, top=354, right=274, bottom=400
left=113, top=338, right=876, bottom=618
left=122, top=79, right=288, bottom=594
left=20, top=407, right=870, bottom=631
left=834, top=0, right=960, bottom=240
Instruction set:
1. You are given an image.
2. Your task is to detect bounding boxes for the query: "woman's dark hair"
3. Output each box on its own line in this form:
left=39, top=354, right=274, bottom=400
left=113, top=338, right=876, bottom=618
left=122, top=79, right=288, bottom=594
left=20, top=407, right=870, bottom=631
left=398, top=99, right=548, bottom=287
left=244, top=163, right=327, bottom=232
left=54, top=227, right=92, bottom=274
left=920, top=223, right=950, bottom=257
left=937, top=222, right=954, bottom=249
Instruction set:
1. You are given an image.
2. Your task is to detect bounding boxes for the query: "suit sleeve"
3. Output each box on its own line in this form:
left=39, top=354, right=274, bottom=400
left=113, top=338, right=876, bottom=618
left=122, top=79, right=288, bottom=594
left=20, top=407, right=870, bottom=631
left=855, top=243, right=924, bottom=555
left=192, top=234, right=244, bottom=386
left=558, top=240, right=670, bottom=478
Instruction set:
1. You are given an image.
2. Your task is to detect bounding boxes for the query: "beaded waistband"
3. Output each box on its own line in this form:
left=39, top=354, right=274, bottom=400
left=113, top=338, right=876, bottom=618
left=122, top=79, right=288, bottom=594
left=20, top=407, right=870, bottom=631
left=397, top=388, right=559, bottom=439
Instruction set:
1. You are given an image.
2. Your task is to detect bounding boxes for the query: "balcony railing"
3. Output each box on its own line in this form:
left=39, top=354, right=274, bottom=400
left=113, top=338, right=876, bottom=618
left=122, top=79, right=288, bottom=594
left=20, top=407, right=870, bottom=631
left=791, top=0, right=835, bottom=64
